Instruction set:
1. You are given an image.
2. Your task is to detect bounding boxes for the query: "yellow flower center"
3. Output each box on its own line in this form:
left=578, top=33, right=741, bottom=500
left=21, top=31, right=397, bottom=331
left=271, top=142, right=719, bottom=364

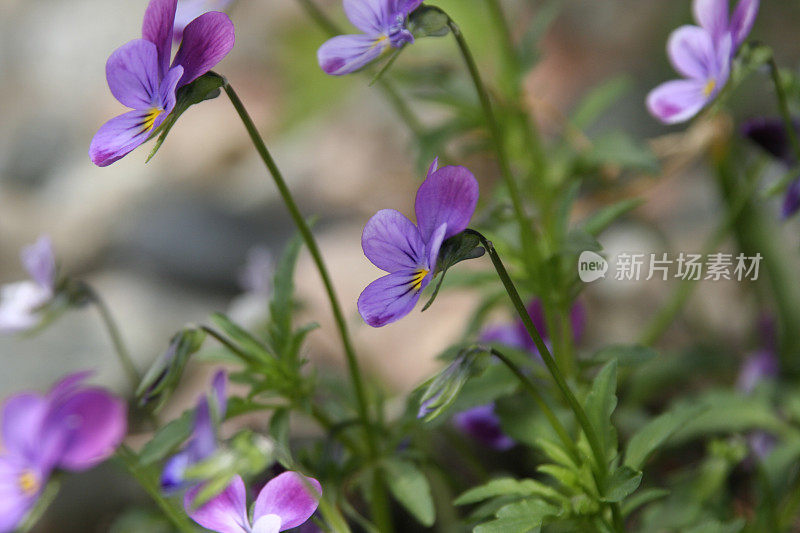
left=18, top=470, right=39, bottom=496
left=142, top=107, right=164, bottom=132
left=410, top=268, right=429, bottom=291
left=703, top=78, right=717, bottom=97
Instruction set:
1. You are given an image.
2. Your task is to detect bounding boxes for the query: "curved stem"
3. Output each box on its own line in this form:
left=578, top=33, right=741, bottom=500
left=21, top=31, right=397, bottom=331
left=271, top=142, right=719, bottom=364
left=768, top=57, right=800, bottom=162
left=446, top=17, right=537, bottom=273
left=117, top=444, right=197, bottom=533
left=82, top=283, right=140, bottom=390
left=223, top=83, right=393, bottom=532
left=489, top=348, right=579, bottom=462
left=467, top=229, right=624, bottom=531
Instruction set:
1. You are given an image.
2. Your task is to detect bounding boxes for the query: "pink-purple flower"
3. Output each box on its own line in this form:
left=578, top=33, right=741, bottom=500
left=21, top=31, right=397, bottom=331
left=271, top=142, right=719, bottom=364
left=0, top=373, right=127, bottom=532
left=0, top=236, right=57, bottom=334
left=162, top=371, right=227, bottom=492
left=647, top=0, right=759, bottom=124
left=185, top=472, right=322, bottom=533
left=358, top=159, right=479, bottom=327
left=90, top=0, right=235, bottom=167
left=318, top=0, right=423, bottom=75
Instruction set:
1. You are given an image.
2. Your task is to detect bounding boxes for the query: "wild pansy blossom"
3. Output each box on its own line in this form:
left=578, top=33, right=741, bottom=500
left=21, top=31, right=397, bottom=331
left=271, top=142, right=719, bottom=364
left=185, top=472, right=322, bottom=533
left=647, top=0, right=759, bottom=124
left=742, top=117, right=800, bottom=218
left=454, top=300, right=584, bottom=450
left=318, top=0, right=423, bottom=76
left=161, top=371, right=227, bottom=492
left=358, top=159, right=479, bottom=327
left=90, top=0, right=235, bottom=166
left=0, top=372, right=127, bottom=532
left=0, top=236, right=56, bottom=334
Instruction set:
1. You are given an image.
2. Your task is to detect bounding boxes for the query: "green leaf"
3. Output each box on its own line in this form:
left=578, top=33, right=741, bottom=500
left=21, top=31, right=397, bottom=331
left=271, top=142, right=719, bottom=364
left=624, top=404, right=708, bottom=470
left=455, top=478, right=563, bottom=506
left=474, top=499, right=559, bottom=533
left=571, top=77, right=632, bottom=129
left=585, top=360, right=618, bottom=458
left=138, top=410, right=193, bottom=465
left=621, top=488, right=669, bottom=517
left=602, top=466, right=642, bottom=503
left=589, top=344, right=657, bottom=368
left=210, top=312, right=274, bottom=362
left=146, top=72, right=226, bottom=162
left=269, top=231, right=304, bottom=355
left=584, top=132, right=659, bottom=174
left=422, top=231, right=485, bottom=312
left=382, top=459, right=435, bottom=527
left=581, top=198, right=644, bottom=237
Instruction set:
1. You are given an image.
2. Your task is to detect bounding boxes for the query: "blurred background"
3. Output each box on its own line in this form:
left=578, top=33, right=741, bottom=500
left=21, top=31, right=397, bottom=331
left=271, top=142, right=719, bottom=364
left=2, top=0, right=800, bottom=530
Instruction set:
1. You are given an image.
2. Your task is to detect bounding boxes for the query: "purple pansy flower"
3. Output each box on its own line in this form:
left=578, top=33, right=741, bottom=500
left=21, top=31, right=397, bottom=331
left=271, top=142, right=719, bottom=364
left=90, top=0, right=235, bottom=167
left=185, top=472, right=322, bottom=533
left=0, top=372, right=127, bottom=532
left=742, top=117, right=800, bottom=218
left=162, top=370, right=227, bottom=492
left=175, top=0, right=234, bottom=42
left=358, top=159, right=479, bottom=327
left=0, top=236, right=57, bottom=334
left=318, top=0, right=423, bottom=75
left=647, top=0, right=759, bottom=124
left=454, top=300, right=585, bottom=450
left=737, top=349, right=778, bottom=395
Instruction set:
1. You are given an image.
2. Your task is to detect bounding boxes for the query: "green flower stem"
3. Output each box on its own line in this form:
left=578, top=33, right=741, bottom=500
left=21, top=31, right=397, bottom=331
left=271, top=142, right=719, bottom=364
left=447, top=17, right=538, bottom=274
left=467, top=229, right=624, bottom=531
left=117, top=444, right=197, bottom=533
left=488, top=348, right=580, bottom=463
left=768, top=56, right=800, bottom=162
left=81, top=283, right=140, bottom=390
left=223, top=83, right=393, bottom=533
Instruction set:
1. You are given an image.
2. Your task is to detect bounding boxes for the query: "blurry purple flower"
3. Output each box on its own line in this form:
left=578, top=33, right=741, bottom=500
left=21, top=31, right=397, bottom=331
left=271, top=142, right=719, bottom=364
left=782, top=179, right=800, bottom=219
left=481, top=299, right=585, bottom=356
left=90, top=0, right=235, bottom=167
left=318, top=0, right=423, bottom=75
left=185, top=472, right=322, bottom=533
left=162, top=371, right=227, bottom=492
left=748, top=431, right=776, bottom=461
left=742, top=117, right=798, bottom=163
left=647, top=0, right=759, bottom=124
left=175, top=0, right=234, bottom=42
left=742, top=117, right=800, bottom=218
left=453, top=404, right=514, bottom=451
left=229, top=246, right=274, bottom=326
left=358, top=158, right=479, bottom=327
left=0, top=373, right=127, bottom=532
left=0, top=236, right=56, bottom=334
left=737, top=349, right=778, bottom=395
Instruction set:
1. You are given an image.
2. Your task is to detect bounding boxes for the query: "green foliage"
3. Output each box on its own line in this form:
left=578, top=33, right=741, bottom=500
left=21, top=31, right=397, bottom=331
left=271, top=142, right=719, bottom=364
left=422, top=231, right=485, bottom=311
left=137, top=328, right=207, bottom=412
left=624, top=404, right=708, bottom=470
left=417, top=347, right=488, bottom=422
left=382, top=459, right=436, bottom=526
left=138, top=410, right=194, bottom=466
left=585, top=360, right=618, bottom=460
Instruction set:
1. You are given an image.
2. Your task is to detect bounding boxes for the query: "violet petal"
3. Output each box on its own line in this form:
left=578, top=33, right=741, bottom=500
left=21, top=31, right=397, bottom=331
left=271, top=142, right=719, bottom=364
left=172, top=11, right=235, bottom=88
left=142, top=0, right=178, bottom=78
left=667, top=25, right=716, bottom=80
left=89, top=108, right=162, bottom=167
left=317, top=34, right=388, bottom=76
left=693, top=0, right=729, bottom=42
left=646, top=78, right=708, bottom=124
left=414, top=165, right=479, bottom=243
left=21, top=236, right=55, bottom=291
left=105, top=39, right=161, bottom=109
left=357, top=270, right=428, bottom=327
left=730, top=0, right=759, bottom=48
left=344, top=0, right=391, bottom=34
left=362, top=209, right=427, bottom=273
left=185, top=475, right=250, bottom=533
left=253, top=472, right=322, bottom=530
